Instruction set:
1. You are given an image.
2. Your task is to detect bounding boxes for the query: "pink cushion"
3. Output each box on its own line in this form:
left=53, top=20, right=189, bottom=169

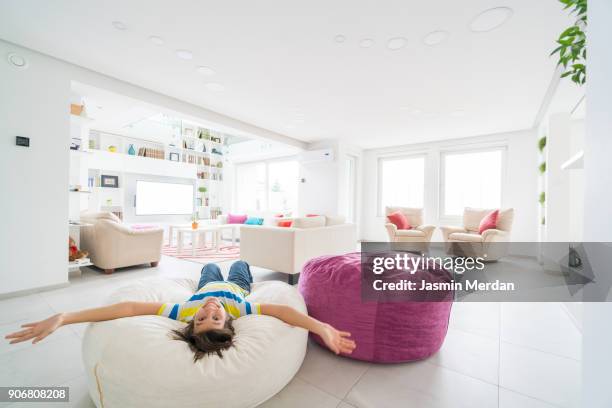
left=478, top=209, right=499, bottom=234
left=227, top=214, right=248, bottom=224
left=387, top=211, right=411, bottom=230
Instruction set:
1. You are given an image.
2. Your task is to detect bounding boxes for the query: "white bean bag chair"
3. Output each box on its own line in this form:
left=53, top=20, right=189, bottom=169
left=82, top=278, right=308, bottom=408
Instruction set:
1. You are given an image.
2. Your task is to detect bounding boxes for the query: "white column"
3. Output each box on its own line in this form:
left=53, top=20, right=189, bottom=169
left=582, top=1, right=612, bottom=407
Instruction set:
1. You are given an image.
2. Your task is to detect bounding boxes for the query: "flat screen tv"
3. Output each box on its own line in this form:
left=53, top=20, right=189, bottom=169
left=135, top=180, right=193, bottom=215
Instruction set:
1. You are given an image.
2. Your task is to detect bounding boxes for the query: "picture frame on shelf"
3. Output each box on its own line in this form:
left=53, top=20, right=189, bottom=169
left=100, top=175, right=119, bottom=188
left=169, top=152, right=179, bottom=162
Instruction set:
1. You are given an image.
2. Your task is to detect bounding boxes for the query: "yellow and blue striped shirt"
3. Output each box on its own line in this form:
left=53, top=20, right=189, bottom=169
left=157, top=281, right=261, bottom=323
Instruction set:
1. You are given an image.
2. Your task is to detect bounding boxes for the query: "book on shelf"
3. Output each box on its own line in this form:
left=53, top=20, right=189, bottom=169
left=138, top=147, right=165, bottom=160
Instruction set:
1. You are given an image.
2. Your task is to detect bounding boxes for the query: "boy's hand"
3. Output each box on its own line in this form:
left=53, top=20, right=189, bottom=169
left=318, top=323, right=356, bottom=355
left=4, top=314, right=64, bottom=344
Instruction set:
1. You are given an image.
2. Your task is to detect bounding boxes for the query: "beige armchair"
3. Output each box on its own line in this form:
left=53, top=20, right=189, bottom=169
left=440, top=207, right=514, bottom=261
left=80, top=212, right=164, bottom=274
left=384, top=207, right=435, bottom=251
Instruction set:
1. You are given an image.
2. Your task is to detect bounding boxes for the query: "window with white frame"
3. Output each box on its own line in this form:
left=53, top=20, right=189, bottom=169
left=378, top=155, right=425, bottom=214
left=235, top=159, right=298, bottom=214
left=441, top=148, right=504, bottom=217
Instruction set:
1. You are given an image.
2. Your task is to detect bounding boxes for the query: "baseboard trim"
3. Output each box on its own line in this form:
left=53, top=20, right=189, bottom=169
left=0, top=281, right=70, bottom=300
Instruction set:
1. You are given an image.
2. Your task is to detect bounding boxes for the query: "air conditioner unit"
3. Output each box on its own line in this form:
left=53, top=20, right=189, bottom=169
left=299, top=148, right=334, bottom=163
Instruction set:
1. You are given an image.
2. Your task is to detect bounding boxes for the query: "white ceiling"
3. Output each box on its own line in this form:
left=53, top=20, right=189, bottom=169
left=0, top=0, right=577, bottom=149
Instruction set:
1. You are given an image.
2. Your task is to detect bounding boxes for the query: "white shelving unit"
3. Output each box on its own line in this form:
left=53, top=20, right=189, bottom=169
left=69, top=112, right=93, bottom=273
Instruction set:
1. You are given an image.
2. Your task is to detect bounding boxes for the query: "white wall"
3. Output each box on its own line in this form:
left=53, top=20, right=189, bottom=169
left=297, top=140, right=363, bottom=223
left=0, top=41, right=70, bottom=294
left=582, top=1, right=612, bottom=406
left=360, top=129, right=538, bottom=245
left=0, top=39, right=305, bottom=295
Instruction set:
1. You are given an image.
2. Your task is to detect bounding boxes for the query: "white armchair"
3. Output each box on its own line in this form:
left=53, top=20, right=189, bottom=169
left=80, top=212, right=164, bottom=274
left=440, top=208, right=514, bottom=261
left=384, top=207, right=435, bottom=251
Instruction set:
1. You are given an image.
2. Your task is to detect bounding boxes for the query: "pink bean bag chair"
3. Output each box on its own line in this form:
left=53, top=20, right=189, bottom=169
left=298, top=252, right=453, bottom=363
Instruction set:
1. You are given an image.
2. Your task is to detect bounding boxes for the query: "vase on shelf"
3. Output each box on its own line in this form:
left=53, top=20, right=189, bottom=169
left=128, top=144, right=136, bottom=155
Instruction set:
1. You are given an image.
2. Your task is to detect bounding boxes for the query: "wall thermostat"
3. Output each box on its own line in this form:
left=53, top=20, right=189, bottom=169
left=16, top=136, right=30, bottom=147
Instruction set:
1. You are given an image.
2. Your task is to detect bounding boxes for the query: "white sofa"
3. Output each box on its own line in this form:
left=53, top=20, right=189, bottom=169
left=239, top=215, right=356, bottom=284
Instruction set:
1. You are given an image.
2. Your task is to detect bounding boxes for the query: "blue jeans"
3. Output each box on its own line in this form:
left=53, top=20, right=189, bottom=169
left=197, top=261, right=253, bottom=293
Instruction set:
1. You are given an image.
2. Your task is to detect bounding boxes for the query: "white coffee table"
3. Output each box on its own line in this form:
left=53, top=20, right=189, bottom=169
left=177, top=225, right=222, bottom=256
left=216, top=224, right=240, bottom=246
left=168, top=224, right=191, bottom=247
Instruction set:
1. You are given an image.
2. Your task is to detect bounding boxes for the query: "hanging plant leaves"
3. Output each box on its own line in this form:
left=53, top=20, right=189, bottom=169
left=551, top=0, right=587, bottom=86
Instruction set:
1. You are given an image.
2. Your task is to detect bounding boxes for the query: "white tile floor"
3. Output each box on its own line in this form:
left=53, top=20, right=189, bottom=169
left=0, top=255, right=582, bottom=408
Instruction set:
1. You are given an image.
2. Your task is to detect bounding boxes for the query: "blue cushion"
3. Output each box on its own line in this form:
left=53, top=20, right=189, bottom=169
left=244, top=217, right=264, bottom=225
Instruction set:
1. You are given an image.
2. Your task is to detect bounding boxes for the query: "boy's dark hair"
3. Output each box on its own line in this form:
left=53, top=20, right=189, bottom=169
left=171, top=319, right=235, bottom=362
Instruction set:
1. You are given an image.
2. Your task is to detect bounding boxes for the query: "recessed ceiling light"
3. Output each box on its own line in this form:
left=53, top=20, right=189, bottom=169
left=112, top=21, right=127, bottom=31
left=360, top=39, right=375, bottom=48
left=470, top=7, right=513, bottom=32
left=450, top=110, right=466, bottom=117
left=423, top=30, right=449, bottom=46
left=197, top=66, right=216, bottom=76
left=387, top=37, right=407, bottom=50
left=149, top=36, right=164, bottom=46
left=175, top=49, right=193, bottom=60
left=205, top=83, right=224, bottom=92
left=334, top=35, right=346, bottom=43
left=7, top=53, right=28, bottom=69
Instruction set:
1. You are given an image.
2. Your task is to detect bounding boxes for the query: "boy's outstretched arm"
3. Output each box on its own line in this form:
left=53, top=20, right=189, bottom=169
left=259, top=304, right=356, bottom=355
left=4, top=301, right=162, bottom=345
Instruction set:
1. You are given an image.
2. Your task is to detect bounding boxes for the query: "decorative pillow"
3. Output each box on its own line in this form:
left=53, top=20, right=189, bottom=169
left=387, top=211, right=411, bottom=230
left=278, top=220, right=293, bottom=228
left=228, top=214, right=248, bottom=224
left=478, top=209, right=499, bottom=234
left=306, top=214, right=320, bottom=217
left=245, top=217, right=264, bottom=225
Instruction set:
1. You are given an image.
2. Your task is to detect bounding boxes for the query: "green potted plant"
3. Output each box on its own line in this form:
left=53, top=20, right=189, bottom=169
left=198, top=186, right=207, bottom=194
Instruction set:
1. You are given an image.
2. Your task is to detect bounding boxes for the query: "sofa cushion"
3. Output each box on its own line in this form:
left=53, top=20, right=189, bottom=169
left=278, top=220, right=293, bottom=227
left=387, top=211, right=411, bottom=230
left=292, top=216, right=326, bottom=229
left=448, top=232, right=483, bottom=242
left=385, top=207, right=423, bottom=227
left=464, top=208, right=514, bottom=232
left=478, top=210, right=499, bottom=234
left=395, top=229, right=425, bottom=237
left=325, top=215, right=345, bottom=226
left=228, top=214, right=248, bottom=224
left=245, top=217, right=264, bottom=225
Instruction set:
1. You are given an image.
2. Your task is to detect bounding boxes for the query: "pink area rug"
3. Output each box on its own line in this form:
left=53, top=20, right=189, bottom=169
left=162, top=243, right=240, bottom=264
